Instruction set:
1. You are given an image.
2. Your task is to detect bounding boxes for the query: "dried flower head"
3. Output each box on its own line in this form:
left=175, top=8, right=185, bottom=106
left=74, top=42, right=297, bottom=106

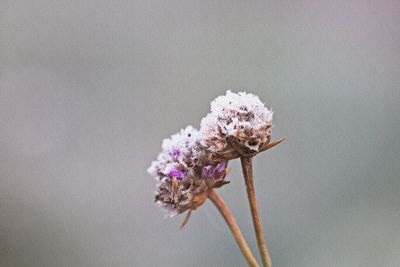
left=148, top=126, right=229, bottom=217
left=200, top=90, right=273, bottom=158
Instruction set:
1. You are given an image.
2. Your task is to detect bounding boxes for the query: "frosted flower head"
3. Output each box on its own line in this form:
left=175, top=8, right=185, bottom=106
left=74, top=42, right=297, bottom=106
left=148, top=126, right=229, bottom=217
left=147, top=126, right=201, bottom=180
left=200, top=90, right=273, bottom=157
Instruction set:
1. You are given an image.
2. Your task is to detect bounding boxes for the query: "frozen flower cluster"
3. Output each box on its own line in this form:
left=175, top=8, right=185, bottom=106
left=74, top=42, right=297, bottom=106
left=200, top=90, right=273, bottom=157
left=148, top=126, right=229, bottom=217
left=148, top=90, right=273, bottom=216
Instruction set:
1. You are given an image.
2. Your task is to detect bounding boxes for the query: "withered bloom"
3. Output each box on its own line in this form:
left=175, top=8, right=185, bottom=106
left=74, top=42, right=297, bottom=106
left=148, top=126, right=229, bottom=217
left=148, top=91, right=283, bottom=267
left=200, top=90, right=273, bottom=158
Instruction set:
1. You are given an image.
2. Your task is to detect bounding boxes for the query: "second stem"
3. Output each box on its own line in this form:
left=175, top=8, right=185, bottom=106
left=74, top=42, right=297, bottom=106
left=240, top=157, right=272, bottom=267
left=208, top=189, right=259, bottom=267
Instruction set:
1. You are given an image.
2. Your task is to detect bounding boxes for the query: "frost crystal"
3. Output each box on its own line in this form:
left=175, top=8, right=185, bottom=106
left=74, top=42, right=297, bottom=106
left=148, top=126, right=229, bottom=217
left=200, top=90, right=273, bottom=156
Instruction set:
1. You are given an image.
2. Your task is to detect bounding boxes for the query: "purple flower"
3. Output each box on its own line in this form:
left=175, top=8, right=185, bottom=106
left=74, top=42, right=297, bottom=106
left=202, top=162, right=227, bottom=179
left=213, top=162, right=227, bottom=179
left=167, top=166, right=187, bottom=180
left=171, top=147, right=180, bottom=160
left=202, top=165, right=214, bottom=177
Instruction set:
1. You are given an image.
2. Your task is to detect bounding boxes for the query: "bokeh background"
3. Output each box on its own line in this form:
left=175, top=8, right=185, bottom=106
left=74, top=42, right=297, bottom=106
left=1, top=1, right=400, bottom=266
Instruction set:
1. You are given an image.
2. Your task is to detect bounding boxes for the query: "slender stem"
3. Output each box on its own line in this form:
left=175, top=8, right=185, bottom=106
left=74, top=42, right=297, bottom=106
left=208, top=189, right=260, bottom=267
left=240, top=157, right=272, bottom=267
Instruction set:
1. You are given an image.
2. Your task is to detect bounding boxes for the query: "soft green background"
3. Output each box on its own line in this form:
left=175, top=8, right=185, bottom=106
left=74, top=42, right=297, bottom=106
left=1, top=1, right=399, bottom=266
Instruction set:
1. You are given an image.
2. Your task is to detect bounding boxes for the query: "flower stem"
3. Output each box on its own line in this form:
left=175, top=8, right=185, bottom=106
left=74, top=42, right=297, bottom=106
left=208, top=189, right=260, bottom=267
left=240, top=157, right=272, bottom=267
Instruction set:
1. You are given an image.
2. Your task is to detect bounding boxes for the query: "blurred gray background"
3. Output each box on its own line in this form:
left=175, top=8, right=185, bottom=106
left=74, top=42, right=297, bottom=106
left=1, top=1, right=400, bottom=266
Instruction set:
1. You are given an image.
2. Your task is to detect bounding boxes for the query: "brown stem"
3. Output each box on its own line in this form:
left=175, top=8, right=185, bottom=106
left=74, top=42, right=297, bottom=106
left=240, top=157, right=272, bottom=267
left=208, top=189, right=260, bottom=267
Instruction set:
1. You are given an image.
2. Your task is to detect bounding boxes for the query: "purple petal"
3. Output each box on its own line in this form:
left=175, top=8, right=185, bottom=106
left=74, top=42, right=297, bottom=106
left=213, top=162, right=227, bottom=179
left=215, top=162, right=227, bottom=172
left=167, top=167, right=187, bottom=180
left=171, top=147, right=180, bottom=160
left=202, top=165, right=214, bottom=177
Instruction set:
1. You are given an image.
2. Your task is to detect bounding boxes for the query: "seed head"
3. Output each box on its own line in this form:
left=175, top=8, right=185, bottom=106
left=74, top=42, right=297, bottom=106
left=200, top=90, right=273, bottom=157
